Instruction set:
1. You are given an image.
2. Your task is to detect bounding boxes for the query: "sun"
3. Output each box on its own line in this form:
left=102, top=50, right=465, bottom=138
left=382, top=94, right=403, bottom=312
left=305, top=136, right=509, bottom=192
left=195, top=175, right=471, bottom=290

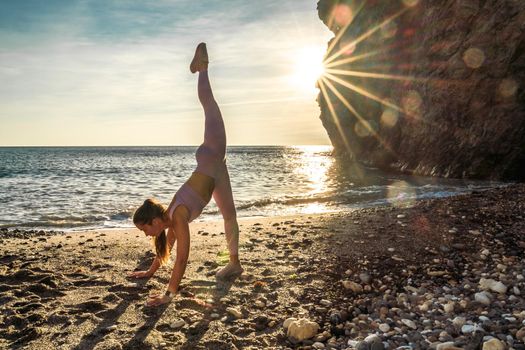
left=289, top=46, right=326, bottom=96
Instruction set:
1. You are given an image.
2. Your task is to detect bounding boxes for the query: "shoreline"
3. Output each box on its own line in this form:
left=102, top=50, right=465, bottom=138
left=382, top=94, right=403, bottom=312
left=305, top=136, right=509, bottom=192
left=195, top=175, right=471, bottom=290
left=1, top=184, right=524, bottom=349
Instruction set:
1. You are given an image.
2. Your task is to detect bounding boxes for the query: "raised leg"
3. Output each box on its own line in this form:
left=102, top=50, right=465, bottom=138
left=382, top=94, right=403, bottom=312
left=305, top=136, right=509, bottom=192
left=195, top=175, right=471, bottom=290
left=193, top=43, right=226, bottom=158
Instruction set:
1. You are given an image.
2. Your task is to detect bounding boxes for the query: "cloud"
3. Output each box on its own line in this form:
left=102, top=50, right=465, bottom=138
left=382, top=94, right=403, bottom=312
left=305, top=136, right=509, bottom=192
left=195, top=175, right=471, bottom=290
left=0, top=0, right=332, bottom=145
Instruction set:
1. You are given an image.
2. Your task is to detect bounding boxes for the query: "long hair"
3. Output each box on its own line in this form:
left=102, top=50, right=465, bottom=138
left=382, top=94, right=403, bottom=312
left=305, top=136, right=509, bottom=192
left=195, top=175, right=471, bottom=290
left=133, top=198, right=170, bottom=266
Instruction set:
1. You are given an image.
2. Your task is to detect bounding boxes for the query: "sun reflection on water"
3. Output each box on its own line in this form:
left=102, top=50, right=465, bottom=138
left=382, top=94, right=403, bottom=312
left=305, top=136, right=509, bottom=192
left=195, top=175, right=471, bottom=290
left=292, top=145, right=333, bottom=196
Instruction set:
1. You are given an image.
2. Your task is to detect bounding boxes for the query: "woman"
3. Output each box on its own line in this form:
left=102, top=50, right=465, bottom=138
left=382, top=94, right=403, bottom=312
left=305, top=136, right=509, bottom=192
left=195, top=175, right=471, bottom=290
left=129, top=43, right=243, bottom=307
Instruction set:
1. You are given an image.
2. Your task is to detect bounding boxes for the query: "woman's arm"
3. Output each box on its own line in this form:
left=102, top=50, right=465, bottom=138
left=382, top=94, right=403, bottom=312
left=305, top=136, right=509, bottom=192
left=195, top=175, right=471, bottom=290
left=146, top=206, right=190, bottom=306
left=166, top=215, right=190, bottom=294
left=129, top=228, right=177, bottom=279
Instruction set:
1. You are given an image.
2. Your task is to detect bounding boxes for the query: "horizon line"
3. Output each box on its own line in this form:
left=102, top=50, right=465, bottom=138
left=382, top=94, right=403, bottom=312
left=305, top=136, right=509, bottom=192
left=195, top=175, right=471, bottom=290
left=0, top=144, right=333, bottom=148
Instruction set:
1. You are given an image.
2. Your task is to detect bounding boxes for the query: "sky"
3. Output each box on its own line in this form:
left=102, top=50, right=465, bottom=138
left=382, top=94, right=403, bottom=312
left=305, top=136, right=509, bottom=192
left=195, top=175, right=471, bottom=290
left=0, top=0, right=333, bottom=146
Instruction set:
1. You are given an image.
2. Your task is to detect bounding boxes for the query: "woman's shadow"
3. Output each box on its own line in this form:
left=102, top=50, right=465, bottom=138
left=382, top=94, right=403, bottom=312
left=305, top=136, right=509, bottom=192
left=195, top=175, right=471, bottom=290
left=71, top=251, right=239, bottom=350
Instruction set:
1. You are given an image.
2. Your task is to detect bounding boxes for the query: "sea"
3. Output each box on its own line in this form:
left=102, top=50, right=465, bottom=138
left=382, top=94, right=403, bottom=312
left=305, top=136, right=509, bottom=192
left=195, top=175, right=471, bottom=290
left=0, top=146, right=502, bottom=231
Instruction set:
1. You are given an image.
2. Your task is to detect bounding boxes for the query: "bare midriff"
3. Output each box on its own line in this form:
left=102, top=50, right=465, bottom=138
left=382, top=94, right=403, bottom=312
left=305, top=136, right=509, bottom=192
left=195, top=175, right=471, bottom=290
left=186, top=171, right=215, bottom=203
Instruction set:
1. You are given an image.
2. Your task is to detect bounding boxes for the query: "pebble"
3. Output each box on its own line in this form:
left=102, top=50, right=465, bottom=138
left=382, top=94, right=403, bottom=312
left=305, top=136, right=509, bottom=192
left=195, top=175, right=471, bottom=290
left=461, top=324, right=477, bottom=334
left=364, top=334, right=381, bottom=343
left=436, top=342, right=456, bottom=350
left=313, top=342, right=325, bottom=349
left=226, top=307, right=243, bottom=319
left=283, top=317, right=297, bottom=330
left=482, top=338, right=505, bottom=350
left=379, top=323, right=390, bottom=332
left=342, top=280, right=363, bottom=292
left=475, top=292, right=491, bottom=305
left=479, top=278, right=507, bottom=294
left=320, top=299, right=332, bottom=307
left=401, top=319, right=417, bottom=329
left=359, top=272, right=371, bottom=284
left=287, top=318, right=319, bottom=341
left=452, top=316, right=466, bottom=328
left=103, top=325, right=117, bottom=333
left=171, top=319, right=185, bottom=329
left=444, top=302, right=455, bottom=313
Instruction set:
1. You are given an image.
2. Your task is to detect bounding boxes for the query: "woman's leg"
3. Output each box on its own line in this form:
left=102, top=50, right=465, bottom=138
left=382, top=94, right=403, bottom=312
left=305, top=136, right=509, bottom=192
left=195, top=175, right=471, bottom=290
left=213, top=164, right=243, bottom=278
left=192, top=43, right=241, bottom=278
left=195, top=45, right=226, bottom=159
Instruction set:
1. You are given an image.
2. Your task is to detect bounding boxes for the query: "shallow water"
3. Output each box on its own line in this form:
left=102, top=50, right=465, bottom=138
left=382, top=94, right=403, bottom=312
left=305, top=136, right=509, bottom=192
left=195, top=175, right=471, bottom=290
left=0, top=146, right=501, bottom=230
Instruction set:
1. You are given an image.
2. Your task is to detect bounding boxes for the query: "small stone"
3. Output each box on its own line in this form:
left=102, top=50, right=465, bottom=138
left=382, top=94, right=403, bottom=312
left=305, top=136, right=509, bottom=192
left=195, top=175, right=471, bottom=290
left=171, top=319, right=185, bottom=329
left=461, top=324, right=476, bottom=334
left=210, top=313, right=220, bottom=319
left=226, top=307, right=243, bottom=319
left=320, top=299, right=332, bottom=307
left=283, top=317, right=297, bottom=330
left=287, top=318, right=319, bottom=341
left=359, top=273, right=371, bottom=284
left=479, top=278, right=507, bottom=294
left=436, top=342, right=456, bottom=350
left=452, top=317, right=466, bottom=328
left=342, top=280, right=363, bottom=292
left=516, top=327, right=525, bottom=340
left=313, top=342, right=325, bottom=349
left=475, top=292, right=491, bottom=305
left=482, top=338, right=505, bottom=350
left=355, top=341, right=370, bottom=350
left=255, top=300, right=265, bottom=308
left=444, top=302, right=455, bottom=313
left=401, top=319, right=417, bottom=329
left=104, top=325, right=117, bottom=333
left=379, top=323, right=390, bottom=332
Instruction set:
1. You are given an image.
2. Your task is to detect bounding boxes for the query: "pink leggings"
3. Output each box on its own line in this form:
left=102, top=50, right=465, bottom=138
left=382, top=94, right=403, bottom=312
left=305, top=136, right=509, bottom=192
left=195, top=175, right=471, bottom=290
left=195, top=71, right=239, bottom=255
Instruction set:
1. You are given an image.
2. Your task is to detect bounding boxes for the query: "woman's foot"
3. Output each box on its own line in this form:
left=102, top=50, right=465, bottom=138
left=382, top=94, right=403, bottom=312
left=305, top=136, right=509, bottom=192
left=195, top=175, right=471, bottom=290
left=216, top=261, right=244, bottom=279
left=190, top=42, right=209, bottom=73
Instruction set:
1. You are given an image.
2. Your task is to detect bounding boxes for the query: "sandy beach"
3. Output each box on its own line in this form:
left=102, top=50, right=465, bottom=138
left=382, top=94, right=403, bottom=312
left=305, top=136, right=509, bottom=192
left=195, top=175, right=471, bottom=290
left=1, top=184, right=524, bottom=350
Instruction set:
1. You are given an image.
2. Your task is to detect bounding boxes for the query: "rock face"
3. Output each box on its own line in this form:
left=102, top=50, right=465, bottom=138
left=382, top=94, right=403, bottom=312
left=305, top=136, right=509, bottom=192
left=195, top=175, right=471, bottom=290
left=316, top=0, right=525, bottom=180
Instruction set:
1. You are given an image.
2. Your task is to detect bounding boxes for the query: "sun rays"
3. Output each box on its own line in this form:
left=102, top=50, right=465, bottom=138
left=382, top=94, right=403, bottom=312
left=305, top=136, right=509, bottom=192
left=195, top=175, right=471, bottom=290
left=313, top=0, right=429, bottom=158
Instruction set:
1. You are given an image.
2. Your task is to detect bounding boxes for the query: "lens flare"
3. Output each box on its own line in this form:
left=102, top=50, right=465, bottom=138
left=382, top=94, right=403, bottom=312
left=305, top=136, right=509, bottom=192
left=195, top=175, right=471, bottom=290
left=402, top=90, right=423, bottom=116
left=402, top=0, right=420, bottom=7
left=386, top=181, right=416, bottom=207
left=354, top=120, right=372, bottom=138
left=499, top=78, right=518, bottom=98
left=381, top=108, right=399, bottom=128
left=463, top=48, right=485, bottom=69
left=381, top=21, right=398, bottom=39
left=332, top=4, right=353, bottom=27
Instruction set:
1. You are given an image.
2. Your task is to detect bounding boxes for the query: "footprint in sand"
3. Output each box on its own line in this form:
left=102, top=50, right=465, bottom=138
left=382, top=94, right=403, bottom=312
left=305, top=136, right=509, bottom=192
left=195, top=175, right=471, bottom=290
left=71, top=300, right=108, bottom=313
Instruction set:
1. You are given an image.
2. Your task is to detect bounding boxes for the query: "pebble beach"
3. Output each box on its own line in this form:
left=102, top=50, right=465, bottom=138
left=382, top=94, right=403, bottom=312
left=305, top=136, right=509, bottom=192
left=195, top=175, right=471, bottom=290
left=1, top=184, right=524, bottom=349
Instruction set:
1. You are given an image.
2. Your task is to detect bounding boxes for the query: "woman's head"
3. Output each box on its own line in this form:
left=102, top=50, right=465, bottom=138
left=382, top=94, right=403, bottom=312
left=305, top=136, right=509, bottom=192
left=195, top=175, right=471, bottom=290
left=133, top=198, right=170, bottom=265
left=133, top=198, right=166, bottom=236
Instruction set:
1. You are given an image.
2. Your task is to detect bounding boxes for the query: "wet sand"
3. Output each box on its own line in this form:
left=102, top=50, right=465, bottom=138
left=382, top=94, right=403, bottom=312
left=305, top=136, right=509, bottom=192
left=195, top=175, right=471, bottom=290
left=1, top=184, right=524, bottom=349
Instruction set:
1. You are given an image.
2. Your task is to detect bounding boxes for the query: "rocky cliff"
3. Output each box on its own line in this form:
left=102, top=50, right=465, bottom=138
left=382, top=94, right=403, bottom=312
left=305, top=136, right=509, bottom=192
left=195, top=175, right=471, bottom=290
left=316, top=0, right=525, bottom=180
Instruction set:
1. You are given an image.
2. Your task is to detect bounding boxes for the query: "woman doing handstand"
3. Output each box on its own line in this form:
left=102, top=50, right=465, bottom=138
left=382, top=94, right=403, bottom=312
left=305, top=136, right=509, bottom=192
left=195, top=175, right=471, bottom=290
left=129, top=43, right=243, bottom=307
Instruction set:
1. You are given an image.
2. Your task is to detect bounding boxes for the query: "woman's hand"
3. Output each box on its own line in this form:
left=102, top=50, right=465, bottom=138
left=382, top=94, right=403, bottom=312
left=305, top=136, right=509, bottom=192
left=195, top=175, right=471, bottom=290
left=127, top=270, right=152, bottom=279
left=145, top=292, right=173, bottom=307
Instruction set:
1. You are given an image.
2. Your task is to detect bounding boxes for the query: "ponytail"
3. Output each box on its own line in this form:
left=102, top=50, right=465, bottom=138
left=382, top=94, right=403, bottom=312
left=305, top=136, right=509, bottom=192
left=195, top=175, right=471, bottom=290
left=154, top=229, right=170, bottom=266
left=133, top=198, right=170, bottom=266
